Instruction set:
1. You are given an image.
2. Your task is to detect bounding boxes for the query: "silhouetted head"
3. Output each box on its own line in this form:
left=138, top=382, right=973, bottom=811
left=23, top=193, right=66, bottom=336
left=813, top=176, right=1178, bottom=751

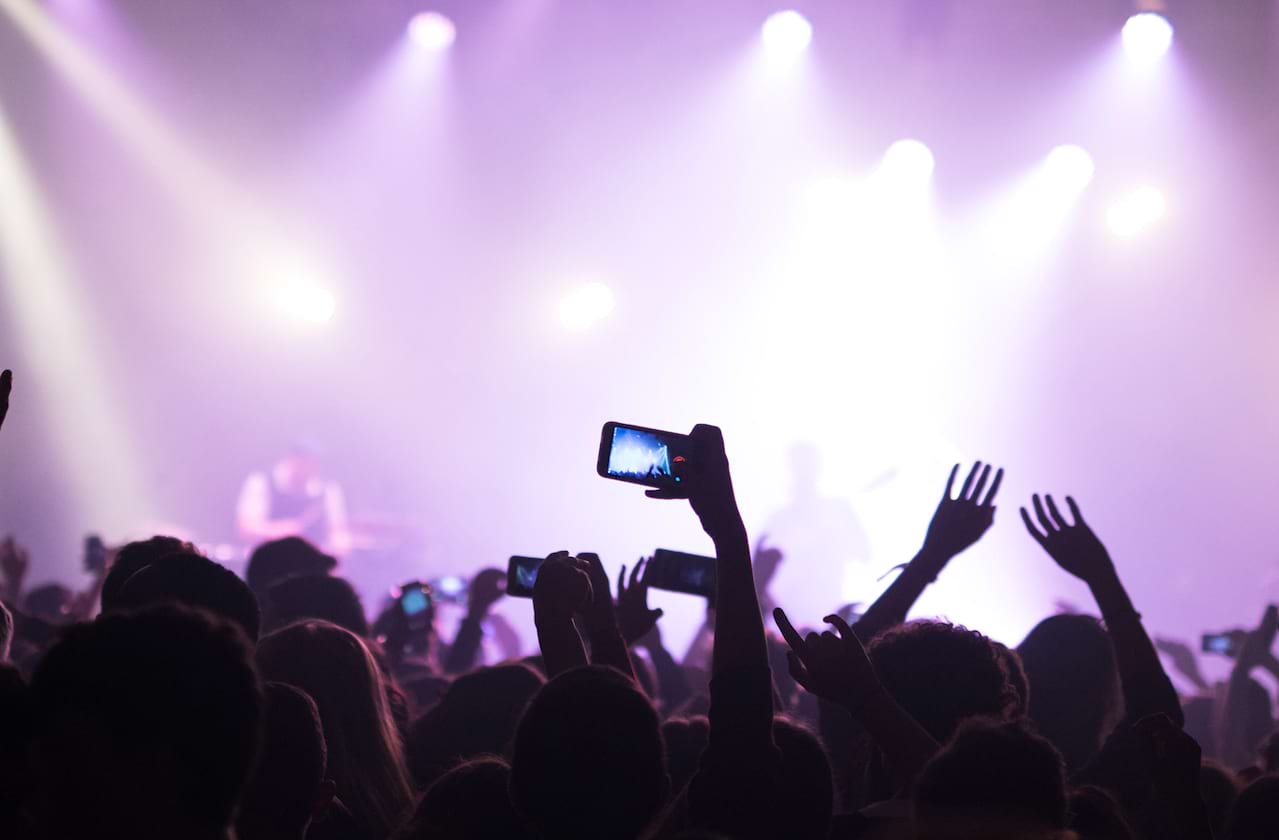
left=994, top=641, right=1030, bottom=715
left=264, top=574, right=368, bottom=637
left=22, top=583, right=73, bottom=624
left=914, top=718, right=1068, bottom=840
left=1227, top=774, right=1279, bottom=840
left=115, top=551, right=261, bottom=641
left=408, top=663, right=545, bottom=788
left=1198, top=760, right=1240, bottom=840
left=397, top=757, right=534, bottom=840
left=246, top=536, right=337, bottom=601
left=661, top=716, right=710, bottom=796
left=237, top=682, right=333, bottom=840
left=101, top=535, right=194, bottom=613
left=510, top=665, right=669, bottom=840
left=1017, top=614, right=1120, bottom=770
left=29, top=605, right=261, bottom=839
left=257, top=620, right=412, bottom=839
left=772, top=716, right=835, bottom=840
left=869, top=620, right=1017, bottom=743
left=1065, top=784, right=1133, bottom=840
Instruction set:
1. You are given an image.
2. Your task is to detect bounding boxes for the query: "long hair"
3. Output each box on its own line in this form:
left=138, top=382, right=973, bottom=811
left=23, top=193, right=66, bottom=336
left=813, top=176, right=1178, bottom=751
left=258, top=619, right=412, bottom=838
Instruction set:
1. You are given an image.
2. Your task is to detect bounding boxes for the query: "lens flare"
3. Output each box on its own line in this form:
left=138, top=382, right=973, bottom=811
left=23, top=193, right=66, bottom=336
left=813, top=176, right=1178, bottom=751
left=1122, top=13, right=1173, bottom=64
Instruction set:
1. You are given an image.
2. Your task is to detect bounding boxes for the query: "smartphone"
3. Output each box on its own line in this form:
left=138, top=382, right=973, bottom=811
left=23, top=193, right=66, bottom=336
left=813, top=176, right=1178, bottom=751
left=398, top=582, right=433, bottom=630
left=429, top=575, right=469, bottom=606
left=597, top=422, right=692, bottom=489
left=649, top=549, right=716, bottom=598
left=84, top=535, right=107, bottom=574
left=1201, top=632, right=1238, bottom=657
left=506, top=555, right=546, bottom=598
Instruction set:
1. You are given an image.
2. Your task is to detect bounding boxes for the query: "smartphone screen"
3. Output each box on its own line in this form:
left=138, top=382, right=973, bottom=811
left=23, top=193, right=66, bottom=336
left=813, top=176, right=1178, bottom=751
left=400, top=586, right=430, bottom=617
left=430, top=575, right=468, bottom=605
left=506, top=555, right=546, bottom=598
left=1201, top=633, right=1237, bottom=656
left=596, top=422, right=692, bottom=488
left=650, top=549, right=716, bottom=598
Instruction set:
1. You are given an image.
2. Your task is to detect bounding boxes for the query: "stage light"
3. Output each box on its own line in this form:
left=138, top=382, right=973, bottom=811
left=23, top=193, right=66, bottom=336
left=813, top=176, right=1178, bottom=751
left=1122, top=13, right=1173, bottom=64
left=559, top=282, right=614, bottom=331
left=878, top=139, right=935, bottom=190
left=1041, top=145, right=1095, bottom=195
left=761, top=11, right=813, bottom=63
left=1107, top=186, right=1165, bottom=236
left=408, top=11, right=456, bottom=51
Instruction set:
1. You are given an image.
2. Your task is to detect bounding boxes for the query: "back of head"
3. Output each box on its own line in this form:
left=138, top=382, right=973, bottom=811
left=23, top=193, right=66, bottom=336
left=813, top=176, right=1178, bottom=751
left=30, top=605, right=261, bottom=838
left=257, top=620, right=412, bottom=838
left=408, top=663, right=545, bottom=788
left=772, top=716, right=834, bottom=840
left=1199, top=761, right=1240, bottom=840
left=1227, top=774, right=1279, bottom=840
left=399, top=757, right=533, bottom=840
left=868, top=620, right=1017, bottom=743
left=661, top=716, right=710, bottom=796
left=510, top=665, right=669, bottom=840
left=246, top=537, right=336, bottom=601
left=914, top=718, right=1068, bottom=840
left=1067, top=784, right=1134, bottom=840
left=101, top=535, right=194, bottom=613
left=994, top=641, right=1030, bottom=715
left=1017, top=614, right=1120, bottom=770
left=237, top=682, right=328, bottom=840
left=264, top=574, right=368, bottom=637
left=115, top=551, right=261, bottom=641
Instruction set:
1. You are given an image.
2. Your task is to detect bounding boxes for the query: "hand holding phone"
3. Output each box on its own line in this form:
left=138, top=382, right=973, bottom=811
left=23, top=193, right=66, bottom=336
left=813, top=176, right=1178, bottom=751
left=506, top=555, right=547, bottom=598
left=1201, top=632, right=1241, bottom=657
left=597, top=422, right=692, bottom=490
left=397, top=582, right=433, bottom=631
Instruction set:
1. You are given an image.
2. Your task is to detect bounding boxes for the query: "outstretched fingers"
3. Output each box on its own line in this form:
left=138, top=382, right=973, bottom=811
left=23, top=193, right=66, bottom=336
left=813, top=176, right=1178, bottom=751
left=1020, top=506, right=1049, bottom=546
left=774, top=607, right=808, bottom=658
left=981, top=468, right=1004, bottom=507
left=958, top=462, right=981, bottom=500
left=1032, top=494, right=1058, bottom=536
left=1044, top=495, right=1071, bottom=530
left=969, top=463, right=992, bottom=502
left=942, top=463, right=959, bottom=501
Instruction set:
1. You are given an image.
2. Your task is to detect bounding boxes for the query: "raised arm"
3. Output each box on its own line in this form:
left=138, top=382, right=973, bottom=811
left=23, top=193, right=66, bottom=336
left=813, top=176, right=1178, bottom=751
left=1021, top=494, right=1182, bottom=725
left=648, top=425, right=780, bottom=837
left=617, top=559, right=692, bottom=710
left=442, top=568, right=505, bottom=674
left=1219, top=605, right=1277, bottom=769
left=777, top=608, right=939, bottom=789
left=856, top=462, right=1003, bottom=639
left=0, top=369, right=11, bottom=431
left=577, top=552, right=638, bottom=682
left=531, top=552, right=591, bottom=678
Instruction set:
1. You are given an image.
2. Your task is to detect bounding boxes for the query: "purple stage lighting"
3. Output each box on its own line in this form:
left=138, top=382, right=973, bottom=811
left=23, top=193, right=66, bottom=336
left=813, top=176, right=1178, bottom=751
left=761, top=10, right=813, bottom=62
left=1122, top=12, right=1173, bottom=64
left=408, top=11, right=456, bottom=52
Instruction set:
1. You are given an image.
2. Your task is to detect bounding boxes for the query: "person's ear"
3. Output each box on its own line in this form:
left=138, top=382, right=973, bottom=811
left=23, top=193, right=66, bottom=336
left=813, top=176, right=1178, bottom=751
left=312, top=779, right=337, bottom=822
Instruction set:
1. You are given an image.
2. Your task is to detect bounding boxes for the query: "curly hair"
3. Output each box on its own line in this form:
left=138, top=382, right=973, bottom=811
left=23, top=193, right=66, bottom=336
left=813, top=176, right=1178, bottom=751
left=868, top=620, right=1018, bottom=742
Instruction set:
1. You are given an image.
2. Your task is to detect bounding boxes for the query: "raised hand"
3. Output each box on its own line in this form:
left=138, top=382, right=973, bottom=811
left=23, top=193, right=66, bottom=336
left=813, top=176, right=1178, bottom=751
left=576, top=552, right=618, bottom=630
left=1237, top=604, right=1278, bottom=671
left=774, top=607, right=879, bottom=710
left=1020, top=494, right=1114, bottom=585
left=617, top=557, right=663, bottom=645
left=646, top=424, right=743, bottom=542
left=532, top=552, right=593, bottom=622
left=0, top=369, right=10, bottom=430
left=921, top=462, right=1003, bottom=559
left=753, top=535, right=784, bottom=589
left=466, top=567, right=506, bottom=618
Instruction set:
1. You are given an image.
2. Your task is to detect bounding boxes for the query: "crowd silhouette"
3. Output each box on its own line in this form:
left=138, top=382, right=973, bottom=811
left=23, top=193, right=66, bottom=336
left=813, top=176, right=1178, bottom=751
left=2, top=367, right=1278, bottom=839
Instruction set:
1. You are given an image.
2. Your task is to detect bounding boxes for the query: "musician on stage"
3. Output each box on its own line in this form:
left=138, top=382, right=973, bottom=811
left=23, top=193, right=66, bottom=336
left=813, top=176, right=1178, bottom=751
left=236, top=445, right=351, bottom=555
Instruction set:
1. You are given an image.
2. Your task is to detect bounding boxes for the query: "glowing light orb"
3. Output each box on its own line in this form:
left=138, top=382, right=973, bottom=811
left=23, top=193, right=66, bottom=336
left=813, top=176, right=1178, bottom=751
left=558, top=282, right=614, bottom=331
left=1107, top=187, right=1166, bottom=236
left=878, top=139, right=935, bottom=190
left=761, top=11, right=813, bottom=62
left=1042, top=145, right=1095, bottom=195
left=408, top=12, right=456, bottom=52
left=1122, top=13, right=1173, bottom=64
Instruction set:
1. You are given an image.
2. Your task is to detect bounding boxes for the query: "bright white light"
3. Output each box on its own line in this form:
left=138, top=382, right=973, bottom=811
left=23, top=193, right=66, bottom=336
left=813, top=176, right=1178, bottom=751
left=1107, top=187, right=1166, bottom=236
left=877, top=139, right=935, bottom=191
left=278, top=282, right=336, bottom=324
left=1041, top=145, right=1095, bottom=195
left=761, top=11, right=813, bottom=63
left=558, top=282, right=614, bottom=331
left=408, top=12, right=456, bottom=52
left=1122, top=13, right=1173, bottom=64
